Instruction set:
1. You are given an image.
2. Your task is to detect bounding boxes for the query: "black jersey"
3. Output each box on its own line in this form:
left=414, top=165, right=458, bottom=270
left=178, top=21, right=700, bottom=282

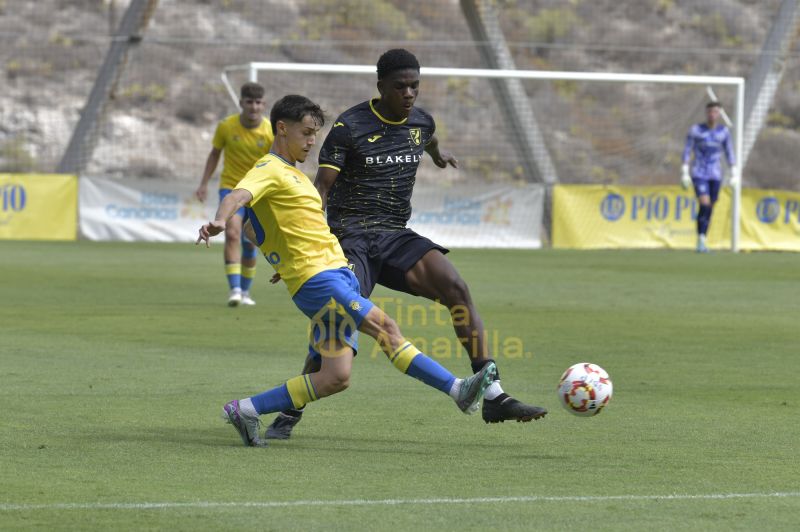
left=318, top=99, right=435, bottom=233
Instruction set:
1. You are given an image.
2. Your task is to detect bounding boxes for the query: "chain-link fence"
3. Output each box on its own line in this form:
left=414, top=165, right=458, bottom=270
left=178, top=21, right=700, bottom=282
left=1, top=0, right=798, bottom=190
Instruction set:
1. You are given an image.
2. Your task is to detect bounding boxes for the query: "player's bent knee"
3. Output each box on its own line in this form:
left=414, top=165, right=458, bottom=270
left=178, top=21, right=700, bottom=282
left=316, top=368, right=351, bottom=396
left=225, top=229, right=242, bottom=242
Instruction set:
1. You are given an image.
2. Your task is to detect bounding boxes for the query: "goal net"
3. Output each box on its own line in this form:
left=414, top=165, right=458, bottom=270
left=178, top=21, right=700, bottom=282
left=223, top=62, right=744, bottom=251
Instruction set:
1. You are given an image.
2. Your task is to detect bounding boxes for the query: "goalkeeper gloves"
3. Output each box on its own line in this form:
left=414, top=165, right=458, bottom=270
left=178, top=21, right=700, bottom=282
left=680, top=164, right=691, bottom=189
left=728, top=165, right=740, bottom=187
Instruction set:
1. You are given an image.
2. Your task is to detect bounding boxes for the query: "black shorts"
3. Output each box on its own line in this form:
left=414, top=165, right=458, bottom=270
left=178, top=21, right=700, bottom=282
left=334, top=228, right=449, bottom=297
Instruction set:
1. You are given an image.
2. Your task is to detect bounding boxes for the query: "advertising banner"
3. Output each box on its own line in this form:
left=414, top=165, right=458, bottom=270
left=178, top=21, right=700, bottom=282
left=79, top=176, right=216, bottom=242
left=553, top=184, right=732, bottom=250
left=0, top=173, right=77, bottom=241
left=740, top=188, right=800, bottom=251
left=408, top=182, right=544, bottom=248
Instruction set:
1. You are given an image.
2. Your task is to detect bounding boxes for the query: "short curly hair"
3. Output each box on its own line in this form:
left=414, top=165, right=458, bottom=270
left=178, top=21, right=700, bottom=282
left=376, top=49, right=420, bottom=79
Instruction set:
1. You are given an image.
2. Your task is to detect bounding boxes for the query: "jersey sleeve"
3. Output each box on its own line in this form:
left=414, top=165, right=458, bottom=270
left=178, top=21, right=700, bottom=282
left=421, top=110, right=436, bottom=146
left=723, top=128, right=735, bottom=165
left=235, top=162, right=279, bottom=204
left=682, top=126, right=694, bottom=164
left=318, top=119, right=352, bottom=171
left=212, top=121, right=226, bottom=150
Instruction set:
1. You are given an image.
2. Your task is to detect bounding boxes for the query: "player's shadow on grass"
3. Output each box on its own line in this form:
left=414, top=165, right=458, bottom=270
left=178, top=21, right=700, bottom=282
left=78, top=427, right=563, bottom=457
left=282, top=434, right=548, bottom=455
left=74, top=426, right=240, bottom=449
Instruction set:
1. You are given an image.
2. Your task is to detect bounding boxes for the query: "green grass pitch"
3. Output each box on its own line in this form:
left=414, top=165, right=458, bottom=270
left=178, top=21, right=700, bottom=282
left=1, top=241, right=798, bottom=530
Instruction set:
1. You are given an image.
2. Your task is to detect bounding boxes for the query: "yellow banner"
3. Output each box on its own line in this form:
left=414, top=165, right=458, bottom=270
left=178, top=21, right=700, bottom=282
left=553, top=185, right=732, bottom=250
left=0, top=174, right=78, bottom=241
left=740, top=188, right=800, bottom=251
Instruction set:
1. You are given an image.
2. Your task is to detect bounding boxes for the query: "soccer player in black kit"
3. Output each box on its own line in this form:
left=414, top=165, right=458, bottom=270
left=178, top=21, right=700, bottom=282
left=265, top=49, right=547, bottom=439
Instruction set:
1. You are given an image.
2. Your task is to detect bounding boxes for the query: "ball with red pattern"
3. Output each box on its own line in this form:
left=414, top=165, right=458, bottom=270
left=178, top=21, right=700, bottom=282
left=557, top=362, right=613, bottom=417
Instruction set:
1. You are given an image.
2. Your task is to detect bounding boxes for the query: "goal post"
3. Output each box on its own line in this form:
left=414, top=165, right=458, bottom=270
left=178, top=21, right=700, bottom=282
left=222, top=62, right=745, bottom=252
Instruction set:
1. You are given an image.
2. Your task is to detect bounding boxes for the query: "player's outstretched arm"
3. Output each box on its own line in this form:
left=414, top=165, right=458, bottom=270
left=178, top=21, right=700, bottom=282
left=680, top=130, right=693, bottom=189
left=723, top=130, right=739, bottom=186
left=196, top=188, right=253, bottom=247
left=195, top=147, right=222, bottom=202
left=424, top=135, right=458, bottom=169
left=314, top=167, right=339, bottom=211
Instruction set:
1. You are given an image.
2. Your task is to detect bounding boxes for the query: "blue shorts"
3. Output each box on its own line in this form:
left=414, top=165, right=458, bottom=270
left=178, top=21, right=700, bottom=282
left=219, top=188, right=246, bottom=219
left=292, top=267, right=374, bottom=357
left=692, top=179, right=721, bottom=203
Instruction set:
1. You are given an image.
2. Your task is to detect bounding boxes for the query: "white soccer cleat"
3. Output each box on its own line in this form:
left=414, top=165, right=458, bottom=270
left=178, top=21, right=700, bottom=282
left=241, top=293, right=256, bottom=306
left=228, top=289, right=242, bottom=307
left=696, top=234, right=709, bottom=253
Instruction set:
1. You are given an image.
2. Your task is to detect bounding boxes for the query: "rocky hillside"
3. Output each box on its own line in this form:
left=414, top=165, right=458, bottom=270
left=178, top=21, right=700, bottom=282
left=1, top=0, right=798, bottom=190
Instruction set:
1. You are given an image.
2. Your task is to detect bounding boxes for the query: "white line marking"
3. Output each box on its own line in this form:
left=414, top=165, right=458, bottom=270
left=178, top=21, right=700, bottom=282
left=1, top=492, right=799, bottom=511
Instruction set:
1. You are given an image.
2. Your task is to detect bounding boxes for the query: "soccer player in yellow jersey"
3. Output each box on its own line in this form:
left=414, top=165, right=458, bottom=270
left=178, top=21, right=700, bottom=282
left=196, top=95, right=496, bottom=447
left=195, top=82, right=274, bottom=306
left=266, top=49, right=546, bottom=439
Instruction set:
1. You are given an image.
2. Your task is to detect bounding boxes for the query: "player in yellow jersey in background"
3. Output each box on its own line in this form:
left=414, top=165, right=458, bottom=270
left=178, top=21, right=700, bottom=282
left=195, top=82, right=274, bottom=306
left=196, top=95, right=496, bottom=447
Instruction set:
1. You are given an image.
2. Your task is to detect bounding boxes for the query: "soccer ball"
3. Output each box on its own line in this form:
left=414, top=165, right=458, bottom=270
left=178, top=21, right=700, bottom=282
left=557, top=363, right=613, bottom=417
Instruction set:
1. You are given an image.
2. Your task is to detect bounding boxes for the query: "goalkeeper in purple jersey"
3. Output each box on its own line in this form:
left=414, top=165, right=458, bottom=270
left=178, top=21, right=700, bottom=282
left=681, top=101, right=739, bottom=252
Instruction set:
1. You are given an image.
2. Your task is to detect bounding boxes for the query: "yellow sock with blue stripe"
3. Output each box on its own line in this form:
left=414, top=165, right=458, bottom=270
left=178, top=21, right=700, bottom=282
left=285, top=374, right=319, bottom=408
left=391, top=339, right=456, bottom=393
left=225, top=262, right=241, bottom=291
left=241, top=265, right=256, bottom=293
left=249, top=375, right=319, bottom=415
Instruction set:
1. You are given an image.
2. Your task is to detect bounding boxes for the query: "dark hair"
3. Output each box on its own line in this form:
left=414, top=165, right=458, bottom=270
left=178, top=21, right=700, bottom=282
left=706, top=101, right=722, bottom=109
left=240, top=82, right=265, bottom=100
left=376, top=48, right=420, bottom=79
left=269, top=95, right=325, bottom=134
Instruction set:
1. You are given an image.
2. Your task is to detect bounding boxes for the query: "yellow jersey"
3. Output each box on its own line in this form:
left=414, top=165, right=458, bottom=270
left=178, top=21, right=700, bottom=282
left=212, top=114, right=274, bottom=189
left=235, top=153, right=348, bottom=295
